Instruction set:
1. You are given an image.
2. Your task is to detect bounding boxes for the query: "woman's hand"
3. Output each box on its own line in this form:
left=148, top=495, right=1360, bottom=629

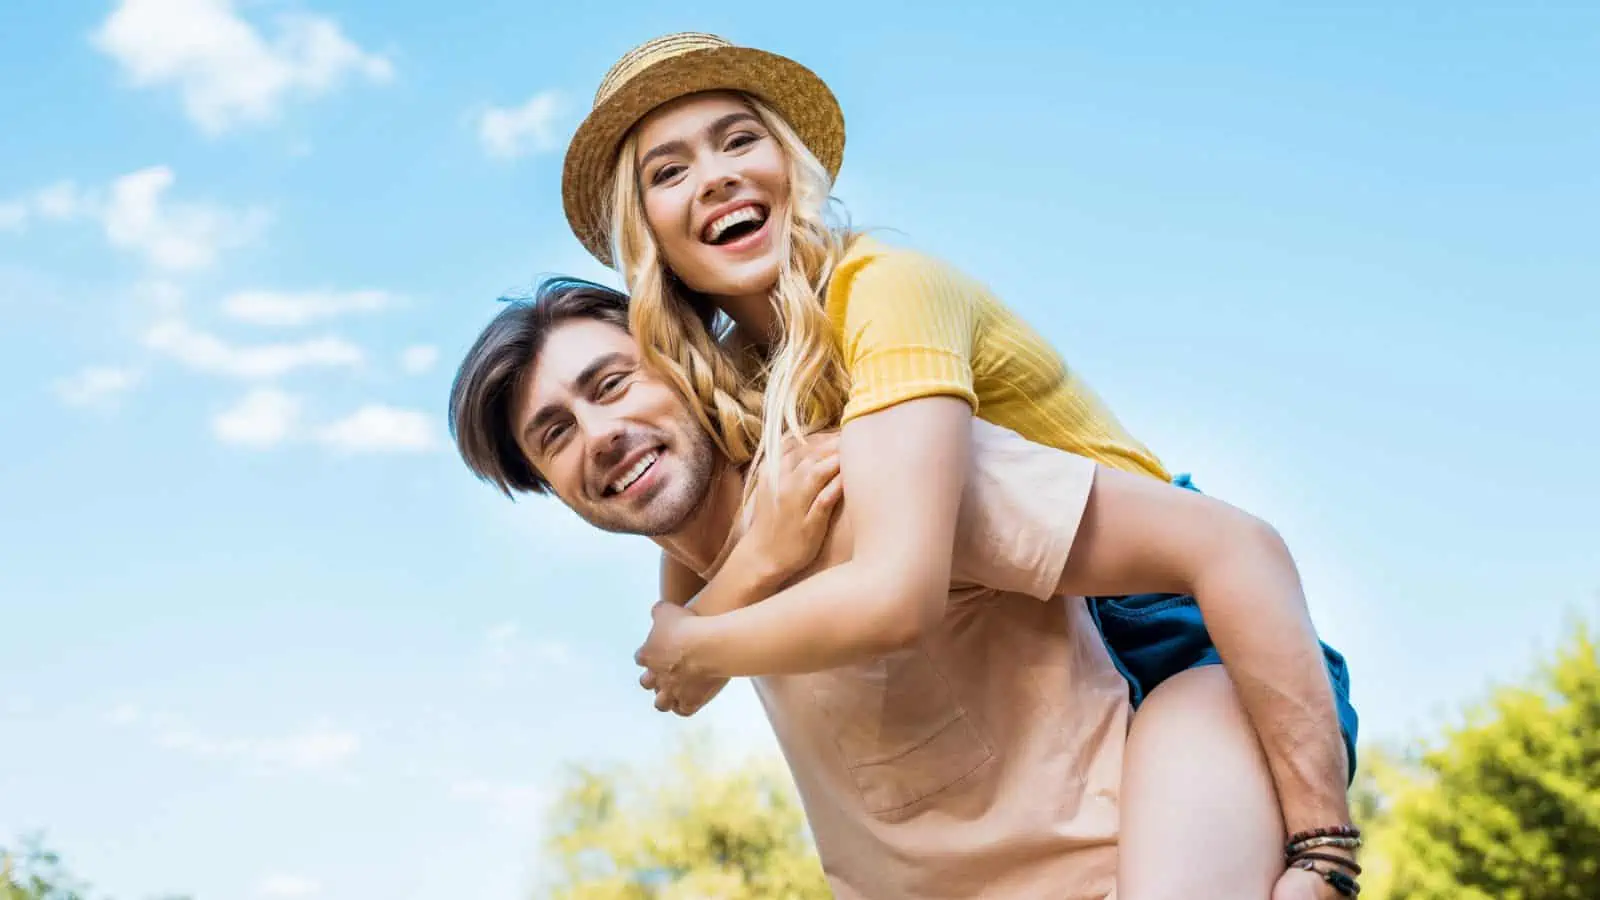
left=740, top=430, right=843, bottom=583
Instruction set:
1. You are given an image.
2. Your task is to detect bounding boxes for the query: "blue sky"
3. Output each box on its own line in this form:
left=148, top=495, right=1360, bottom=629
left=1, top=1, right=1596, bottom=898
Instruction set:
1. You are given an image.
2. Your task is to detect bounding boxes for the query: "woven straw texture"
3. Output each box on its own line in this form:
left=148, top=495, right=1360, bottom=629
left=562, top=33, right=844, bottom=268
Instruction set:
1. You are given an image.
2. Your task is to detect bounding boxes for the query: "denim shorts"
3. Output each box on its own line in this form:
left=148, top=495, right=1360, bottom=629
left=1087, top=474, right=1360, bottom=783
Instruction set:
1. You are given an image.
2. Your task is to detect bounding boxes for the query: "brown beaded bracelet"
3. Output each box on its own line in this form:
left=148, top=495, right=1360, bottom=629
left=1292, top=858, right=1362, bottom=897
left=1290, top=850, right=1363, bottom=876
left=1287, top=825, right=1362, bottom=846
left=1286, top=835, right=1363, bottom=857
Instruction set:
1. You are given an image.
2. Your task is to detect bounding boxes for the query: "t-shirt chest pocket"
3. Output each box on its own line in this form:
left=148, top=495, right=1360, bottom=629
left=806, top=646, right=993, bottom=818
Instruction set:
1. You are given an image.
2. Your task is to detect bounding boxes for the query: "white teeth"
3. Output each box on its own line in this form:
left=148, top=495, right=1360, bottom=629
left=608, top=452, right=658, bottom=495
left=706, top=206, right=766, bottom=242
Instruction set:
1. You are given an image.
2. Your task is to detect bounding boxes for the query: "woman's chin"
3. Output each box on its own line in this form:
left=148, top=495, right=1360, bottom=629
left=678, top=260, right=781, bottom=302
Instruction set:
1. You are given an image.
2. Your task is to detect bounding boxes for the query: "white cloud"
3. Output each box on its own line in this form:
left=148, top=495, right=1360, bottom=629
left=498, top=497, right=644, bottom=564
left=0, top=202, right=28, bottom=231
left=0, top=181, right=88, bottom=232
left=477, top=91, right=563, bottom=159
left=55, top=366, right=143, bottom=408
left=482, top=622, right=519, bottom=677
left=224, top=288, right=396, bottom=326
left=34, top=181, right=86, bottom=221
left=134, top=279, right=185, bottom=316
left=400, top=344, right=438, bottom=374
left=316, top=405, right=436, bottom=453
left=106, top=702, right=143, bottom=725
left=3, top=169, right=261, bottom=272
left=145, top=318, right=362, bottom=379
left=533, top=640, right=573, bottom=667
left=92, top=0, right=393, bottom=135
left=4, top=696, right=34, bottom=717
left=256, top=875, right=321, bottom=898
left=213, top=388, right=300, bottom=447
left=151, top=718, right=360, bottom=771
left=450, top=778, right=548, bottom=828
left=103, top=166, right=266, bottom=271
left=478, top=622, right=575, bottom=688
left=257, top=728, right=360, bottom=769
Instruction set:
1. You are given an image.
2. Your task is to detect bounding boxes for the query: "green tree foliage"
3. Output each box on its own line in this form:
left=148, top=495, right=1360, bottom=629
left=2, top=835, right=90, bottom=900
left=1359, top=617, right=1600, bottom=900
left=1, top=835, right=186, bottom=900
left=539, top=734, right=829, bottom=900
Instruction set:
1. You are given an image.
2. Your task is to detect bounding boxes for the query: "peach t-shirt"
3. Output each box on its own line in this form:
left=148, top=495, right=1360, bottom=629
left=701, top=420, right=1131, bottom=899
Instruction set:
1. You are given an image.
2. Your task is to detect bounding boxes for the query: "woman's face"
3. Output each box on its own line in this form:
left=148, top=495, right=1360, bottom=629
left=633, top=92, right=790, bottom=302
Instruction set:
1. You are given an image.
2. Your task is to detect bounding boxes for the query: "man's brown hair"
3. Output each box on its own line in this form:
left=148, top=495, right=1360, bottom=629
left=448, top=277, right=630, bottom=496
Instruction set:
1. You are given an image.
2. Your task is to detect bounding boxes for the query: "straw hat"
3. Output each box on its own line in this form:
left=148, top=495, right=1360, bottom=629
left=562, top=32, right=844, bottom=268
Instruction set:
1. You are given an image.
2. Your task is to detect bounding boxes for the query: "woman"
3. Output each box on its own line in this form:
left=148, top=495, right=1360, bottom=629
left=561, top=32, right=1362, bottom=899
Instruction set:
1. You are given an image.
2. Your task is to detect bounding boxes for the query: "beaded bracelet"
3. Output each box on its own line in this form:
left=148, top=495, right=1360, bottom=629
left=1290, top=850, right=1362, bottom=876
left=1287, top=825, right=1362, bottom=846
left=1286, top=835, right=1363, bottom=856
left=1291, top=858, right=1362, bottom=897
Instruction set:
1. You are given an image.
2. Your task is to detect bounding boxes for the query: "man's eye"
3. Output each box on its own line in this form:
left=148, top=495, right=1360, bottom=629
left=542, top=422, right=569, bottom=448
left=598, top=373, right=627, bottom=396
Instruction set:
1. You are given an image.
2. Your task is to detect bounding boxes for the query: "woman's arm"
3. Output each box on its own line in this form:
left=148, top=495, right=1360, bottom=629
left=641, top=434, right=843, bottom=713
left=638, top=247, right=982, bottom=678
left=636, top=395, right=972, bottom=678
left=686, top=432, right=843, bottom=617
left=659, top=552, right=705, bottom=607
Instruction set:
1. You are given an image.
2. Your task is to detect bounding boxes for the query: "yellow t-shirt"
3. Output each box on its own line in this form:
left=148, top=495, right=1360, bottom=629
left=825, top=235, right=1170, bottom=481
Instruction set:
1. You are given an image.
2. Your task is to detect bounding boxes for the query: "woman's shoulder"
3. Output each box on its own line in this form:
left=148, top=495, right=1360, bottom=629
left=836, top=232, right=956, bottom=278
left=829, top=232, right=987, bottom=309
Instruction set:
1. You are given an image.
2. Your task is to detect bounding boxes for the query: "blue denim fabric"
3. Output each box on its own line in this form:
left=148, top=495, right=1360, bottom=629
left=1087, top=474, right=1360, bottom=782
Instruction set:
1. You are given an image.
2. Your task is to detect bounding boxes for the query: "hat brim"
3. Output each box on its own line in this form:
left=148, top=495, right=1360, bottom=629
left=562, top=45, right=844, bottom=268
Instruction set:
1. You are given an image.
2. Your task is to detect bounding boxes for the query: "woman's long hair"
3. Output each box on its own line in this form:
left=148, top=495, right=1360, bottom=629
left=610, top=93, right=854, bottom=497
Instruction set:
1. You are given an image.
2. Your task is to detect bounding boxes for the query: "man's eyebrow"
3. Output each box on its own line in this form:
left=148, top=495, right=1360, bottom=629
left=521, top=351, right=633, bottom=446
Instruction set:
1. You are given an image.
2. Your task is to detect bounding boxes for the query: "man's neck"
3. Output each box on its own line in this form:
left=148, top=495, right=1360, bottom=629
left=652, top=463, right=746, bottom=576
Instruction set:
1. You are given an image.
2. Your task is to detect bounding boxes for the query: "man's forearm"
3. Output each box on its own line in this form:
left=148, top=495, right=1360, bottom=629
left=1195, top=553, right=1351, bottom=834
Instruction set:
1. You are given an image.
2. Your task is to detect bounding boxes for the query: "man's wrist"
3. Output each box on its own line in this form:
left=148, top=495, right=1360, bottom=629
left=1272, top=737, right=1353, bottom=836
left=1279, top=788, right=1354, bottom=837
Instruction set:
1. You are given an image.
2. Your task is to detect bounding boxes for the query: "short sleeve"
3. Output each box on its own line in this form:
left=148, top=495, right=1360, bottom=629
left=832, top=249, right=982, bottom=424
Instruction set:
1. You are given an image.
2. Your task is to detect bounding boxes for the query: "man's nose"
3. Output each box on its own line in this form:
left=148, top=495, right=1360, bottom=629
left=582, top=408, right=628, bottom=462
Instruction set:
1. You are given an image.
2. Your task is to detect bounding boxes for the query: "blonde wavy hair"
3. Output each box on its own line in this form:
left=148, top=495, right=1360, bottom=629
left=609, top=93, right=854, bottom=494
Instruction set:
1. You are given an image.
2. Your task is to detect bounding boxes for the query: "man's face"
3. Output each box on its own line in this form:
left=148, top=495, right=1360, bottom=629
left=513, top=317, right=716, bottom=536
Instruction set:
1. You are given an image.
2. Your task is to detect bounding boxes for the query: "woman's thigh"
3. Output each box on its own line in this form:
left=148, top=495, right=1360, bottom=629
left=1118, top=665, right=1284, bottom=900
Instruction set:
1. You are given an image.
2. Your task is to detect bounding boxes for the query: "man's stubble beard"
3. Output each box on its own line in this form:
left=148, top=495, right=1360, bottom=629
left=591, top=435, right=723, bottom=538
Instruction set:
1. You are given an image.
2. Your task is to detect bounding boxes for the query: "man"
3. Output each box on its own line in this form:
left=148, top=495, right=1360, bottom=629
left=448, top=278, right=1361, bottom=899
